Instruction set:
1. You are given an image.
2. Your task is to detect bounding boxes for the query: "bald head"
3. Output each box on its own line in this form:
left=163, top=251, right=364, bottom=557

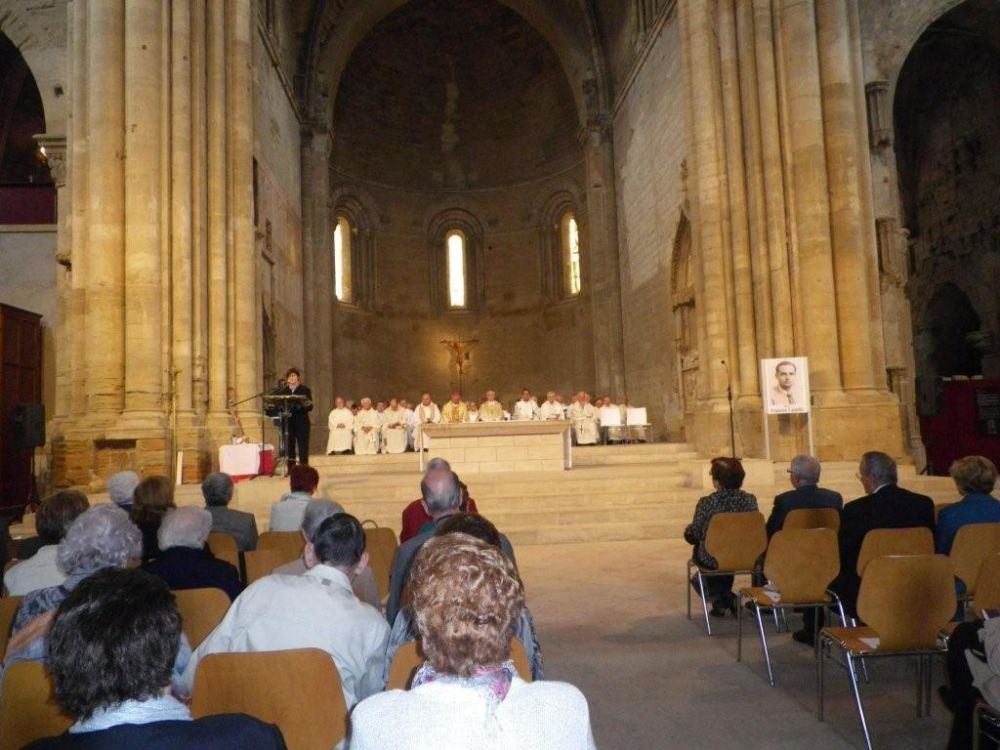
left=420, top=468, right=462, bottom=516
left=789, top=454, right=821, bottom=486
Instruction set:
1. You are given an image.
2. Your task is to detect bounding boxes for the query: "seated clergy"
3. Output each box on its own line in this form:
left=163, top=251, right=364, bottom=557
left=180, top=513, right=390, bottom=709
left=354, top=398, right=382, bottom=456
left=381, top=398, right=409, bottom=454
left=412, top=393, right=441, bottom=451
left=569, top=392, right=599, bottom=445
left=269, top=464, right=320, bottom=532
left=22, top=567, right=284, bottom=750
left=466, top=401, right=480, bottom=422
left=513, top=389, right=540, bottom=421
left=202, top=472, right=258, bottom=552
left=142, top=507, right=243, bottom=601
left=399, top=398, right=415, bottom=450
left=441, top=391, right=468, bottom=423
left=327, top=396, right=355, bottom=455
left=539, top=391, right=565, bottom=421
left=479, top=390, right=505, bottom=422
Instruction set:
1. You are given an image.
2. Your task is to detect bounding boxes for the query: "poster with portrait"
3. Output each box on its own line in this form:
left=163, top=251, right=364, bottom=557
left=761, top=357, right=810, bottom=415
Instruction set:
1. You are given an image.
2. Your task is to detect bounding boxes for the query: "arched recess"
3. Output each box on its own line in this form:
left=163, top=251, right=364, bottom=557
left=427, top=208, right=485, bottom=315
left=917, top=283, right=983, bottom=379
left=670, top=214, right=696, bottom=419
left=329, top=188, right=381, bottom=309
left=538, top=189, right=584, bottom=303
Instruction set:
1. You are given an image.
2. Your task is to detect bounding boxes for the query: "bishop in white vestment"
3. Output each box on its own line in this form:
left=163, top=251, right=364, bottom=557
left=569, top=391, right=599, bottom=445
left=381, top=398, right=409, bottom=454
left=539, top=391, right=565, bottom=420
left=353, top=398, right=382, bottom=455
left=412, top=393, right=441, bottom=450
left=326, top=397, right=354, bottom=454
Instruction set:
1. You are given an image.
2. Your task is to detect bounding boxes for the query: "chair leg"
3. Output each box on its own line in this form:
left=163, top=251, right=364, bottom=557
left=755, top=604, right=775, bottom=687
left=846, top=653, right=874, bottom=750
left=737, top=591, right=744, bottom=662
left=697, top=570, right=712, bottom=635
left=686, top=560, right=692, bottom=621
left=817, top=635, right=826, bottom=721
left=916, top=656, right=924, bottom=718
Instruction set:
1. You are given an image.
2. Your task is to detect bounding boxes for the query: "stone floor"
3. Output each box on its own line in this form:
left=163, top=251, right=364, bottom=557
left=517, top=538, right=950, bottom=750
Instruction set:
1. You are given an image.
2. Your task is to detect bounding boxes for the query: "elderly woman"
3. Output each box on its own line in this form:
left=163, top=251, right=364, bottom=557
left=351, top=534, right=595, bottom=749
left=684, top=456, right=758, bottom=617
left=936, top=455, right=1000, bottom=555
left=3, top=489, right=89, bottom=596
left=130, top=475, right=177, bottom=562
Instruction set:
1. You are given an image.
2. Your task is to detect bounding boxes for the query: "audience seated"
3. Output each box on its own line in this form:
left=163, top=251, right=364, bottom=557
left=106, top=470, right=140, bottom=512
left=941, top=617, right=1000, bottom=750
left=271, top=498, right=380, bottom=608
left=684, top=457, right=758, bottom=617
left=130, top=476, right=177, bottom=563
left=268, top=464, right=320, bottom=532
left=384, top=512, right=543, bottom=684
left=21, top=567, right=285, bottom=750
left=766, top=455, right=842, bottom=537
left=936, top=455, right=1000, bottom=554
left=142, top=507, right=243, bottom=601
left=180, top=513, right=389, bottom=708
left=386, top=466, right=516, bottom=625
left=202, top=472, right=259, bottom=552
left=352, top=534, right=596, bottom=750
left=3, top=490, right=89, bottom=597
left=399, top=458, right=479, bottom=543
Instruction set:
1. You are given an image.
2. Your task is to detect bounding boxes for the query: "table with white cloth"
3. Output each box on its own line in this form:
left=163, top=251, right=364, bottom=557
left=219, top=443, right=274, bottom=480
left=418, top=421, right=571, bottom=474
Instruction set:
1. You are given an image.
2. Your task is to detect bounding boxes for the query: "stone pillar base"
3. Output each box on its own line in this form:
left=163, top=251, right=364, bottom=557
left=51, top=421, right=172, bottom=490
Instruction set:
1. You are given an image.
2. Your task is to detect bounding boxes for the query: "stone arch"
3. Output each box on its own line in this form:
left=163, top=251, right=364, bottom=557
left=916, top=283, right=983, bottom=379
left=330, top=188, right=381, bottom=309
left=427, top=207, right=486, bottom=314
left=670, top=214, right=696, bottom=418
left=537, top=188, right=583, bottom=303
left=0, top=3, right=65, bottom=135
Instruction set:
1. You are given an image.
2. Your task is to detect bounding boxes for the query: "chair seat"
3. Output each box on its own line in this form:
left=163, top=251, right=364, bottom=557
left=821, top=626, right=881, bottom=654
left=741, top=586, right=834, bottom=609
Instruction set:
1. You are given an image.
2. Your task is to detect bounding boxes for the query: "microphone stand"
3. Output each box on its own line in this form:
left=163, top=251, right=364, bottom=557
left=721, top=360, right=736, bottom=457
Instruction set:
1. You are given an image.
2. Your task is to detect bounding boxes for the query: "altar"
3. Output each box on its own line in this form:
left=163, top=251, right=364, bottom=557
left=418, top=421, right=572, bottom=474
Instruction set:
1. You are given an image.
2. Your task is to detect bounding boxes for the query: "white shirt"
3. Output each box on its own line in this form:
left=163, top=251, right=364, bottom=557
left=351, top=677, right=596, bottom=750
left=3, top=544, right=65, bottom=596
left=179, top=565, right=389, bottom=708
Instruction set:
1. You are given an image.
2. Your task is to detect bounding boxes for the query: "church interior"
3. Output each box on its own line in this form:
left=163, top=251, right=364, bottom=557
left=1, top=0, right=999, bottom=747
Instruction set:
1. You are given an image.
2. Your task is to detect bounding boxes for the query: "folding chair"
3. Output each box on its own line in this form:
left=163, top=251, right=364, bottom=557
left=362, top=524, right=399, bottom=604
left=192, top=648, right=347, bottom=750
left=243, top=549, right=287, bottom=584
left=0, top=595, right=22, bottom=657
left=256, top=531, right=304, bottom=565
left=783, top=507, right=841, bottom=532
left=973, top=553, right=1000, bottom=616
left=387, top=637, right=533, bottom=690
left=738, top=528, right=844, bottom=686
left=174, top=587, right=232, bottom=649
left=817, top=554, right=955, bottom=750
left=950, top=523, right=1000, bottom=604
left=0, top=661, right=74, bottom=750
left=207, top=532, right=241, bottom=576
left=856, top=527, right=934, bottom=577
left=687, top=511, right=767, bottom=635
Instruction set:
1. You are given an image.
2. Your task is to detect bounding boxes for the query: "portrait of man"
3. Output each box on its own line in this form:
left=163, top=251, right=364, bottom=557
left=761, top=357, right=809, bottom=414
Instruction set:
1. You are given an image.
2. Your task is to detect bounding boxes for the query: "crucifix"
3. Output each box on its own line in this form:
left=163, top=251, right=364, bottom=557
left=440, top=338, right=479, bottom=394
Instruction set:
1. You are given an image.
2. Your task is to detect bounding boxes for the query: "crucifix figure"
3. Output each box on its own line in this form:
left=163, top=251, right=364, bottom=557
left=440, top=338, right=479, bottom=392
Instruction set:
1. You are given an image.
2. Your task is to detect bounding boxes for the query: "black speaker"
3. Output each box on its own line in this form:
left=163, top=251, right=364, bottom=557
left=13, top=403, right=45, bottom=449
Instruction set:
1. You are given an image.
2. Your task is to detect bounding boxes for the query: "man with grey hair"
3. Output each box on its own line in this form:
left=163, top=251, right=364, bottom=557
left=143, top=507, right=242, bottom=601
left=385, top=466, right=515, bottom=624
left=202, top=472, right=258, bottom=551
left=766, top=455, right=843, bottom=538
left=107, top=470, right=140, bottom=511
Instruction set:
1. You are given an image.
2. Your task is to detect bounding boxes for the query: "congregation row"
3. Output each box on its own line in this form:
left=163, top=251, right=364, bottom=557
left=0, top=461, right=595, bottom=749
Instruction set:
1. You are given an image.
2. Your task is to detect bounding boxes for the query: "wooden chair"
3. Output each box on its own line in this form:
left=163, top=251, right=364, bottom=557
left=972, top=553, right=1000, bottom=616
left=191, top=648, right=347, bottom=750
left=783, top=507, right=841, bottom=532
left=387, top=637, right=533, bottom=690
left=256, top=531, right=303, bottom=566
left=856, top=527, right=934, bottom=576
left=363, top=525, right=399, bottom=603
left=207, top=532, right=241, bottom=575
left=737, top=528, right=843, bottom=686
left=0, top=595, right=22, bottom=657
left=243, top=549, right=287, bottom=584
left=0, top=661, right=74, bottom=750
left=817, top=554, right=955, bottom=750
left=174, top=587, right=231, bottom=649
left=686, top=511, right=767, bottom=635
left=935, top=503, right=954, bottom=521
left=950, top=523, right=1000, bottom=600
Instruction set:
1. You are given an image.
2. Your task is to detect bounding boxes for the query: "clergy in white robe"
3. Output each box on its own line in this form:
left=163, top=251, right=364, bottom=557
left=412, top=393, right=441, bottom=450
left=466, top=402, right=480, bottom=422
left=569, top=391, right=599, bottom=445
left=539, top=391, right=565, bottom=421
left=399, top=399, right=415, bottom=450
left=512, top=389, right=540, bottom=421
left=441, top=392, right=468, bottom=423
left=353, top=398, right=381, bottom=455
left=381, top=399, right=409, bottom=454
left=479, top=390, right=505, bottom=422
left=326, top=397, right=354, bottom=454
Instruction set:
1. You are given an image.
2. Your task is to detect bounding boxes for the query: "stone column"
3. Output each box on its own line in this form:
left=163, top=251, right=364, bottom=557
left=206, top=0, right=228, bottom=417
left=68, top=0, right=88, bottom=420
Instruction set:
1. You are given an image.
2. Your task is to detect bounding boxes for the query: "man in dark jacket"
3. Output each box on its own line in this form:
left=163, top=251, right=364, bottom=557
left=766, top=454, right=843, bottom=538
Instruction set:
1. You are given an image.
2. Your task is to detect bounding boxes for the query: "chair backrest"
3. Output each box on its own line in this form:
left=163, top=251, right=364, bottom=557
left=191, top=648, right=347, bottom=750
left=256, top=531, right=303, bottom=565
left=950, top=522, right=1000, bottom=594
left=856, top=526, right=933, bottom=576
left=364, top=526, right=399, bottom=602
left=174, top=587, right=231, bottom=649
left=857, top=554, right=955, bottom=650
left=972, top=553, right=1000, bottom=614
left=0, top=661, right=74, bottom=750
left=626, top=407, right=647, bottom=426
left=599, top=407, right=621, bottom=427
left=0, top=596, right=22, bottom=657
left=935, top=503, right=954, bottom=521
left=704, top=511, right=767, bottom=570
left=387, top=637, right=533, bottom=691
left=783, top=507, right=841, bottom=532
left=763, top=528, right=840, bottom=603
left=243, top=549, right=287, bottom=584
left=207, top=532, right=241, bottom=573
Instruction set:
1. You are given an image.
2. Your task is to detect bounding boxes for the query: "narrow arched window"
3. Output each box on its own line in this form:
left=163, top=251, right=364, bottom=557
left=447, top=230, right=467, bottom=308
left=561, top=212, right=581, bottom=296
left=334, top=216, right=353, bottom=302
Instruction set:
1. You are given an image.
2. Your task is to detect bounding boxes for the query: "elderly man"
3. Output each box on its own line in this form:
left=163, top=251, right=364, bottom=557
left=202, top=472, right=258, bottom=552
left=412, top=392, right=441, bottom=451
left=142, top=507, right=242, bottom=601
left=479, top=390, right=504, bottom=422
left=3, top=490, right=89, bottom=597
left=539, top=391, right=564, bottom=421
left=569, top=391, right=599, bottom=445
left=399, top=458, right=480, bottom=543
left=269, top=464, right=320, bottom=532
left=441, top=391, right=468, bottom=423
left=22, top=568, right=283, bottom=750
left=353, top=398, right=381, bottom=455
left=381, top=398, right=409, bottom=454
left=766, top=455, right=843, bottom=538
left=399, top=398, right=415, bottom=450
left=107, top=470, right=140, bottom=511
left=513, top=389, right=540, bottom=421
left=327, top=396, right=355, bottom=455
left=386, top=466, right=514, bottom=624
left=181, top=513, right=389, bottom=709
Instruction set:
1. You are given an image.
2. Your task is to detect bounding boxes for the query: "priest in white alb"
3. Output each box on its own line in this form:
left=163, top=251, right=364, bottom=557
left=326, top=396, right=354, bottom=455
left=512, top=389, right=540, bottom=420
left=399, top=398, right=415, bottom=450
left=382, top=398, right=409, bottom=454
left=412, top=392, right=441, bottom=450
left=539, top=391, right=565, bottom=421
left=570, top=391, right=599, bottom=445
left=353, top=397, right=381, bottom=455
left=441, top=391, right=468, bottom=423
left=479, top=390, right=504, bottom=422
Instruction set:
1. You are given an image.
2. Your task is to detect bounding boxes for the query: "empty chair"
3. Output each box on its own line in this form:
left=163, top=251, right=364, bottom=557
left=949, top=522, right=1000, bottom=599
left=783, top=507, right=841, bottom=532
left=174, top=587, right=232, bottom=649
left=0, top=595, right=22, bottom=657
left=738, top=528, right=843, bottom=686
left=387, top=637, right=533, bottom=691
left=243, top=549, right=287, bottom=584
left=0, top=661, right=73, bottom=750
left=363, top=525, right=399, bottom=603
left=255, top=531, right=303, bottom=565
left=856, top=527, right=934, bottom=577
left=972, top=553, right=1000, bottom=616
left=192, top=648, right=347, bottom=750
left=817, top=554, right=955, bottom=750
left=207, top=532, right=241, bottom=574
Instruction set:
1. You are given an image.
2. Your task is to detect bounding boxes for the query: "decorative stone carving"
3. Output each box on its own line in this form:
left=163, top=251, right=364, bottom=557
left=865, top=81, right=892, bottom=149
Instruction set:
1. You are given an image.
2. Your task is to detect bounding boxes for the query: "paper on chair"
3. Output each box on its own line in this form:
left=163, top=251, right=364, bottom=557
left=764, top=590, right=781, bottom=603
left=859, top=637, right=880, bottom=650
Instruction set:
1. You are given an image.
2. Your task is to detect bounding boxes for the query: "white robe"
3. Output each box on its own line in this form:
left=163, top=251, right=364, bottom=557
left=479, top=400, right=504, bottom=422
left=326, top=408, right=354, bottom=453
left=353, top=408, right=381, bottom=455
left=513, top=399, right=540, bottom=421
left=569, top=402, right=599, bottom=445
left=381, top=408, right=408, bottom=454
left=412, top=402, right=441, bottom=449
left=539, top=401, right=565, bottom=421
